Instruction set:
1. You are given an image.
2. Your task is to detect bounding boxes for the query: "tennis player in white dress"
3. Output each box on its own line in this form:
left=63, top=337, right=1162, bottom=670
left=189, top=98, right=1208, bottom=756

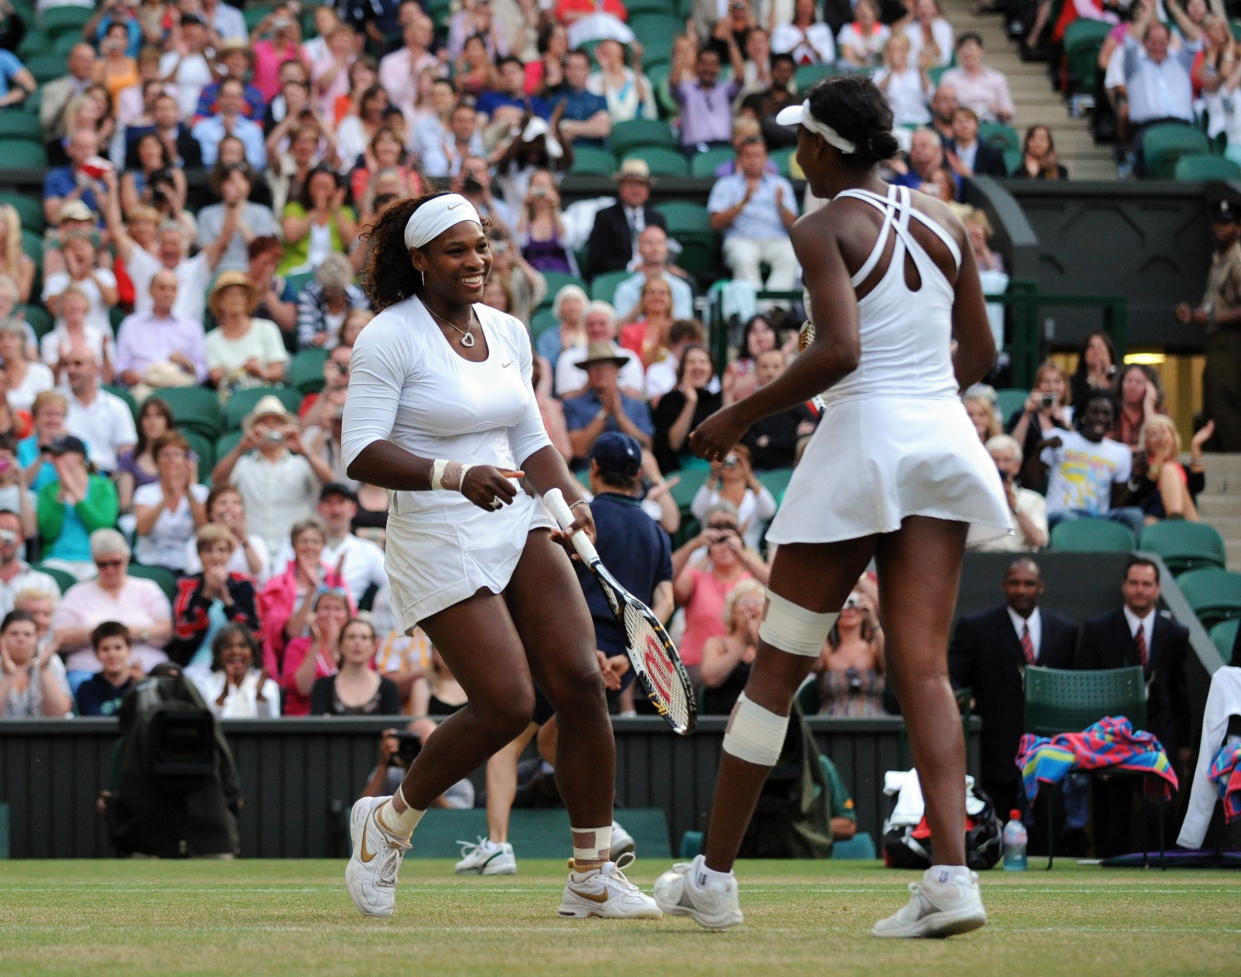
left=340, top=192, right=659, bottom=921
left=652, top=77, right=1011, bottom=937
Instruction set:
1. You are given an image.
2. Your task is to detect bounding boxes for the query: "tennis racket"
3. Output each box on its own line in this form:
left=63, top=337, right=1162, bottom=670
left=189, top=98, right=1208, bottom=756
left=543, top=488, right=696, bottom=735
left=798, top=319, right=828, bottom=415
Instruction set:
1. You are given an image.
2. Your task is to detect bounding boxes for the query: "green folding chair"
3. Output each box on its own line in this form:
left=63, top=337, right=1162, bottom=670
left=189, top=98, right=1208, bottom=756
left=979, top=122, right=1020, bottom=153
left=103, top=385, right=139, bottom=422
left=1063, top=18, right=1114, bottom=96
left=1209, top=619, right=1239, bottom=663
left=289, top=347, right=329, bottom=395
left=127, top=563, right=178, bottom=603
left=32, top=562, right=77, bottom=594
left=23, top=53, right=68, bottom=86
left=795, top=63, right=834, bottom=90
left=0, top=191, right=45, bottom=234
left=611, top=118, right=677, bottom=157
left=1175, top=567, right=1241, bottom=630
left=180, top=428, right=217, bottom=484
left=1141, top=123, right=1210, bottom=179
left=1048, top=518, right=1135, bottom=552
left=150, top=388, right=224, bottom=441
left=589, top=269, right=630, bottom=304
left=690, top=146, right=735, bottom=178
left=569, top=145, right=618, bottom=177
left=1172, top=153, right=1241, bottom=181
left=758, top=467, right=795, bottom=502
left=39, top=5, right=92, bottom=35
left=623, top=146, right=688, bottom=177
left=995, top=388, right=1029, bottom=422
left=0, top=113, right=44, bottom=144
left=1137, top=521, right=1227, bottom=574
left=0, top=141, right=47, bottom=169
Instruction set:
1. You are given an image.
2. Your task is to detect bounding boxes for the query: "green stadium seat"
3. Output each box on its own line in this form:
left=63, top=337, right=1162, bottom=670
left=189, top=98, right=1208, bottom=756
left=1002, top=148, right=1021, bottom=175
left=1209, top=619, right=1239, bottom=662
left=625, top=146, right=688, bottom=176
left=995, top=388, right=1029, bottom=421
left=590, top=269, right=630, bottom=303
left=771, top=146, right=795, bottom=177
left=690, top=145, right=735, bottom=178
left=979, top=122, right=1020, bottom=153
left=17, top=31, right=50, bottom=59
left=180, top=428, right=217, bottom=484
left=795, top=62, right=834, bottom=90
left=224, top=386, right=303, bottom=432
left=32, top=562, right=77, bottom=594
left=39, top=5, right=92, bottom=36
left=656, top=200, right=714, bottom=235
left=127, top=563, right=178, bottom=602
left=626, top=0, right=671, bottom=14
left=103, top=384, right=139, bottom=422
left=215, top=430, right=243, bottom=463
left=0, top=191, right=45, bottom=233
left=538, top=271, right=588, bottom=306
left=0, top=140, right=47, bottom=169
left=530, top=307, right=558, bottom=339
left=51, top=32, right=82, bottom=56
left=1048, top=518, right=1135, bottom=552
left=1176, top=567, right=1241, bottom=630
left=21, top=229, right=43, bottom=269
left=611, top=118, right=677, bottom=157
left=0, top=113, right=44, bottom=144
left=23, top=304, right=52, bottom=339
left=758, top=467, right=795, bottom=502
left=1141, top=123, right=1211, bottom=179
left=1173, top=153, right=1241, bottom=181
left=569, top=145, right=617, bottom=177
left=149, top=387, right=224, bottom=440
left=284, top=271, right=314, bottom=297
left=24, top=53, right=70, bottom=85
left=669, top=465, right=711, bottom=511
left=289, top=347, right=329, bottom=395
left=1063, top=18, right=1113, bottom=97
left=628, top=15, right=680, bottom=61
left=1137, top=521, right=1227, bottom=574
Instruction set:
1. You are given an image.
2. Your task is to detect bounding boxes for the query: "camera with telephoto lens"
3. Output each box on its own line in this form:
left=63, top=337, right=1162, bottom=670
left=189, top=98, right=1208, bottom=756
left=389, top=731, right=421, bottom=766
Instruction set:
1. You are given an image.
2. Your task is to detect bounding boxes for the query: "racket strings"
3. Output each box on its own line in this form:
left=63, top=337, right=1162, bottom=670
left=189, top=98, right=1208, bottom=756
left=623, top=605, right=693, bottom=733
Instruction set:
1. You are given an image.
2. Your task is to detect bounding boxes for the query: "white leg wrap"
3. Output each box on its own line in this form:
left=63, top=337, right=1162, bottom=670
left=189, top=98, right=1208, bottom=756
left=758, top=592, right=838, bottom=658
left=722, top=692, right=788, bottom=766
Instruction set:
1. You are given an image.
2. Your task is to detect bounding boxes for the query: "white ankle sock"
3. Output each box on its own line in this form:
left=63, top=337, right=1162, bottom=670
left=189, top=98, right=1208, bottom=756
left=927, top=864, right=973, bottom=885
left=377, top=787, right=424, bottom=839
left=695, top=860, right=733, bottom=888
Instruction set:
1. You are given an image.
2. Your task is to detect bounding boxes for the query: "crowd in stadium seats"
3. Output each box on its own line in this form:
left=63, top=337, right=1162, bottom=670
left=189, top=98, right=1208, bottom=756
left=0, top=0, right=1230, bottom=731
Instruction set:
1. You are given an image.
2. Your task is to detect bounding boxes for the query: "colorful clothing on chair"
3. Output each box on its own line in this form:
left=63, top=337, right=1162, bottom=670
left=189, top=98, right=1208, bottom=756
left=1207, top=742, right=1241, bottom=822
left=1016, top=716, right=1179, bottom=803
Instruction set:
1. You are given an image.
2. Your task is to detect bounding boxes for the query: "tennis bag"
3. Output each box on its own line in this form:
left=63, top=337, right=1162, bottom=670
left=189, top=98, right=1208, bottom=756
left=881, top=776, right=1002, bottom=871
left=107, top=673, right=242, bottom=858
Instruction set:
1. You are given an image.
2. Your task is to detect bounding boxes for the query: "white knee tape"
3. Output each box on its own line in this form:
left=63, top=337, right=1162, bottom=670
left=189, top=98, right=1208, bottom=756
left=758, top=592, right=838, bottom=658
left=722, top=692, right=788, bottom=766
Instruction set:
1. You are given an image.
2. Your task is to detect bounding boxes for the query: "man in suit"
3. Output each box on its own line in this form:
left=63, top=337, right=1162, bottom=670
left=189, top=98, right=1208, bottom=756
left=949, top=557, right=1079, bottom=818
left=1076, top=556, right=1191, bottom=771
left=945, top=107, right=1009, bottom=178
left=585, top=159, right=667, bottom=277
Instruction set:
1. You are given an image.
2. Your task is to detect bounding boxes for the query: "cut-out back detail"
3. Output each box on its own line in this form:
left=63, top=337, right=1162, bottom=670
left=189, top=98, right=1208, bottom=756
left=837, top=185, right=962, bottom=292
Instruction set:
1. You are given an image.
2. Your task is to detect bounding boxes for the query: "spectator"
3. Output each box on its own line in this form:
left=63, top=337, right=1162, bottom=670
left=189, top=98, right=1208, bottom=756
left=927, top=81, right=957, bottom=144
left=277, top=584, right=351, bottom=716
left=213, top=396, right=331, bottom=556
left=36, top=435, right=120, bottom=579
left=737, top=51, right=798, bottom=149
left=350, top=127, right=423, bottom=219
left=946, top=107, right=1008, bottom=177
left=903, top=0, right=954, bottom=68
left=963, top=391, right=1002, bottom=444
left=41, top=43, right=98, bottom=143
left=310, top=616, right=401, bottom=716
left=267, top=116, right=328, bottom=217
left=736, top=27, right=774, bottom=99
left=73, top=621, right=137, bottom=717
left=0, top=609, right=71, bottom=718
left=295, top=254, right=368, bottom=351
left=250, top=6, right=303, bottom=103
left=43, top=233, right=118, bottom=347
left=1122, top=11, right=1198, bottom=172
left=617, top=277, right=676, bottom=368
left=1068, top=329, right=1118, bottom=415
left=114, top=271, right=209, bottom=397
left=181, top=485, right=271, bottom=585
left=611, top=226, right=695, bottom=324
left=875, top=33, right=934, bottom=127
left=50, top=92, right=114, bottom=172
left=196, top=164, right=280, bottom=273
left=811, top=583, right=887, bottom=717
left=118, top=131, right=187, bottom=224
left=772, top=0, right=837, bottom=64
left=588, top=37, right=656, bottom=124
left=203, top=273, right=289, bottom=398
left=18, top=391, right=76, bottom=494
left=653, top=344, right=722, bottom=474
left=168, top=523, right=260, bottom=671
left=278, top=167, right=357, bottom=277
left=1008, top=360, right=1074, bottom=491
left=689, top=442, right=776, bottom=551
left=0, top=320, right=53, bottom=415
left=531, top=354, right=574, bottom=465
left=275, top=483, right=388, bottom=607
left=1110, top=363, right=1163, bottom=448
left=939, top=33, right=1014, bottom=123
left=378, top=11, right=437, bottom=119
left=132, top=431, right=207, bottom=574
left=94, top=20, right=139, bottom=104
left=194, top=39, right=265, bottom=123
left=536, top=283, right=588, bottom=369
left=476, top=55, right=549, bottom=147
left=516, top=169, right=575, bottom=274
left=978, top=434, right=1049, bottom=551
left=300, top=343, right=353, bottom=432
left=548, top=49, right=611, bottom=147
left=410, top=79, right=465, bottom=171
left=672, top=37, right=745, bottom=154
left=723, top=313, right=784, bottom=405
left=245, top=236, right=298, bottom=352
left=51, top=528, right=171, bottom=687
left=740, top=348, right=818, bottom=471
left=837, top=0, right=891, bottom=69
left=159, top=12, right=217, bottom=128
left=193, top=77, right=266, bottom=169
left=563, top=341, right=654, bottom=467
left=113, top=396, right=172, bottom=514
left=419, top=102, right=485, bottom=181
left=1011, top=124, right=1068, bottom=179
left=585, top=158, right=667, bottom=278
left=42, top=275, right=117, bottom=389
left=671, top=501, right=767, bottom=685
left=191, top=622, right=279, bottom=718
left=708, top=136, right=799, bottom=297
left=557, top=0, right=632, bottom=47
left=1135, top=415, right=1199, bottom=523
left=200, top=0, right=248, bottom=43
left=309, top=21, right=359, bottom=119
left=123, top=92, right=203, bottom=170
left=62, top=344, right=137, bottom=475
left=0, top=508, right=58, bottom=615
left=0, top=205, right=33, bottom=305
left=1041, top=392, right=1144, bottom=536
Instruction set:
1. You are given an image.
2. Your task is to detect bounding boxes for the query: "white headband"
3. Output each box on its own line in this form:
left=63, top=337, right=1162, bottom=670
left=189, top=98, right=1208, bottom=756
left=404, top=194, right=483, bottom=250
left=775, top=101, right=858, bottom=155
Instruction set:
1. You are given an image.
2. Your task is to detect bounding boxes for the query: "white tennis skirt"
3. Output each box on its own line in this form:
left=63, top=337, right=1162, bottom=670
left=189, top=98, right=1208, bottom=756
left=384, top=491, right=555, bottom=633
left=765, top=394, right=1012, bottom=547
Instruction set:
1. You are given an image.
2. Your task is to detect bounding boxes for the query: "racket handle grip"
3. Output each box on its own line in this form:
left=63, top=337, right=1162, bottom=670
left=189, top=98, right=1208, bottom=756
left=542, top=488, right=600, bottom=564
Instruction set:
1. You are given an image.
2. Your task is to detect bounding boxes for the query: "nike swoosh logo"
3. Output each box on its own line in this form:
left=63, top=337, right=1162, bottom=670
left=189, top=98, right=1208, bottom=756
left=447, top=201, right=463, bottom=209
left=501, top=360, right=513, bottom=368
left=359, top=815, right=379, bottom=863
left=568, top=886, right=611, bottom=904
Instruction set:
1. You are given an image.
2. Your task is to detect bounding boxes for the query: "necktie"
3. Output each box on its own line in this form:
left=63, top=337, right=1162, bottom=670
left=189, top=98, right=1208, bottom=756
left=1020, top=623, right=1035, bottom=665
left=1134, top=624, right=1148, bottom=668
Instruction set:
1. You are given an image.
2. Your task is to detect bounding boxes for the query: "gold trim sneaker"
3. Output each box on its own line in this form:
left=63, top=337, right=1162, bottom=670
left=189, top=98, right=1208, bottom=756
left=345, top=796, right=411, bottom=917
left=557, top=855, right=662, bottom=919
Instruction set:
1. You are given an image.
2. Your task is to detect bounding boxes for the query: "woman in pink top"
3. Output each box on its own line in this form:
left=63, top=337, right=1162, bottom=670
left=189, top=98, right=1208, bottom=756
left=279, top=587, right=350, bottom=716
left=251, top=9, right=306, bottom=103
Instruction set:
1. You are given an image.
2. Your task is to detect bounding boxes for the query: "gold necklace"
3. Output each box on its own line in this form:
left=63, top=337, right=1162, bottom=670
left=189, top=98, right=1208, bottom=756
left=426, top=304, right=476, bottom=347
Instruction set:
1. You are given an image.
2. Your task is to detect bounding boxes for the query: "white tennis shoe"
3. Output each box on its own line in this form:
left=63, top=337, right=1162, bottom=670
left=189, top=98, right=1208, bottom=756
left=455, top=837, right=518, bottom=875
left=872, top=867, right=987, bottom=938
left=652, top=855, right=743, bottom=929
left=557, top=856, right=662, bottom=919
left=611, top=820, right=636, bottom=859
left=345, top=796, right=411, bottom=918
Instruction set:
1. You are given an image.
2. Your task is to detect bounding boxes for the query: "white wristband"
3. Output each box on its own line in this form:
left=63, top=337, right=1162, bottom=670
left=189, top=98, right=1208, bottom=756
left=430, top=459, right=450, bottom=491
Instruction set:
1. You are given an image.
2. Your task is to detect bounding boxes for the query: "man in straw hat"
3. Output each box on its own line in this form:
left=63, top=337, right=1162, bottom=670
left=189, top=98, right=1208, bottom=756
left=211, top=393, right=332, bottom=554
left=586, top=157, right=668, bottom=276
left=562, top=340, right=653, bottom=469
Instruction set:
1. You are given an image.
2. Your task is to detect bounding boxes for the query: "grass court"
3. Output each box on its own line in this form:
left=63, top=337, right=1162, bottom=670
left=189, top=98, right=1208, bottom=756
left=1, top=859, right=1237, bottom=976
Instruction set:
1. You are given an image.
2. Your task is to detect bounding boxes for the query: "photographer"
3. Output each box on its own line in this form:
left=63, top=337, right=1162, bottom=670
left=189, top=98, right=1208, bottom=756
left=120, top=133, right=187, bottom=219
left=361, top=726, right=476, bottom=810
left=1007, top=360, right=1074, bottom=494
left=689, top=442, right=777, bottom=552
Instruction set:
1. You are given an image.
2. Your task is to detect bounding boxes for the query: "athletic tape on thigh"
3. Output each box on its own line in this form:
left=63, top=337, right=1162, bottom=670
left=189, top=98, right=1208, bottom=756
left=758, top=591, right=838, bottom=658
left=722, top=692, right=788, bottom=766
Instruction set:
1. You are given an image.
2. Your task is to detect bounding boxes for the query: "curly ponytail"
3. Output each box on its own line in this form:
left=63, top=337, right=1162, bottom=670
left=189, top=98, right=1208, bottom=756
left=805, top=75, right=900, bottom=170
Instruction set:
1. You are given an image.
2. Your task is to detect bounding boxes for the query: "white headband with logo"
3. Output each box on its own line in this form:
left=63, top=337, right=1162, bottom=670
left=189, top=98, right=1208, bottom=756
left=775, top=101, right=857, bottom=155
left=404, top=194, right=483, bottom=250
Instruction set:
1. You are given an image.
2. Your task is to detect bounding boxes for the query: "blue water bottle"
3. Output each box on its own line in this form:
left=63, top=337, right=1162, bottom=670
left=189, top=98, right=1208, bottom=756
left=1002, top=809, right=1028, bottom=871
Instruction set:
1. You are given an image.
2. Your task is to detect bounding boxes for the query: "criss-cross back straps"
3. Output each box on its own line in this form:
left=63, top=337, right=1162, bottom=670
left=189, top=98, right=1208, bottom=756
left=835, top=185, right=963, bottom=288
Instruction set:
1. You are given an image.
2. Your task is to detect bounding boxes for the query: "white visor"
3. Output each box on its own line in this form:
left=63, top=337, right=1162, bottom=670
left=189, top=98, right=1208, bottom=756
left=776, top=101, right=858, bottom=155
left=404, top=193, right=484, bottom=250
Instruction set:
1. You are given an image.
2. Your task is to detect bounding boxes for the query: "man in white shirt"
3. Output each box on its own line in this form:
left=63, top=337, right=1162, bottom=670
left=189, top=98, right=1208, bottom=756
left=158, top=14, right=214, bottom=120
left=63, top=345, right=137, bottom=475
left=0, top=509, right=60, bottom=616
left=276, top=483, right=389, bottom=606
left=201, top=0, right=247, bottom=41
left=1122, top=16, right=1200, bottom=174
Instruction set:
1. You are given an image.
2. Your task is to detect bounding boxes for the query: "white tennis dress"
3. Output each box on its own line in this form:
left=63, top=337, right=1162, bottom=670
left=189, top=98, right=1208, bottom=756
left=341, top=296, right=554, bottom=631
left=766, top=184, right=1011, bottom=546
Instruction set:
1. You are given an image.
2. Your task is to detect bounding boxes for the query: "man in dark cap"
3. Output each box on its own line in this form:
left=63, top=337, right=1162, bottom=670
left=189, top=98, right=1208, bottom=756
left=1177, top=199, right=1241, bottom=451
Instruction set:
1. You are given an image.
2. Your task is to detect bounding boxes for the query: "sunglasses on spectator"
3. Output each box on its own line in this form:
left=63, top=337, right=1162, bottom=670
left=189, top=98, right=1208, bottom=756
left=95, top=559, right=124, bottom=569
left=707, top=522, right=738, bottom=531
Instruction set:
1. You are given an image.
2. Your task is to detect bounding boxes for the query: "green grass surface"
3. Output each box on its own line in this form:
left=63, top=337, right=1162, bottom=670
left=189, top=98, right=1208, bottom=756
left=1, top=859, right=1238, bottom=976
